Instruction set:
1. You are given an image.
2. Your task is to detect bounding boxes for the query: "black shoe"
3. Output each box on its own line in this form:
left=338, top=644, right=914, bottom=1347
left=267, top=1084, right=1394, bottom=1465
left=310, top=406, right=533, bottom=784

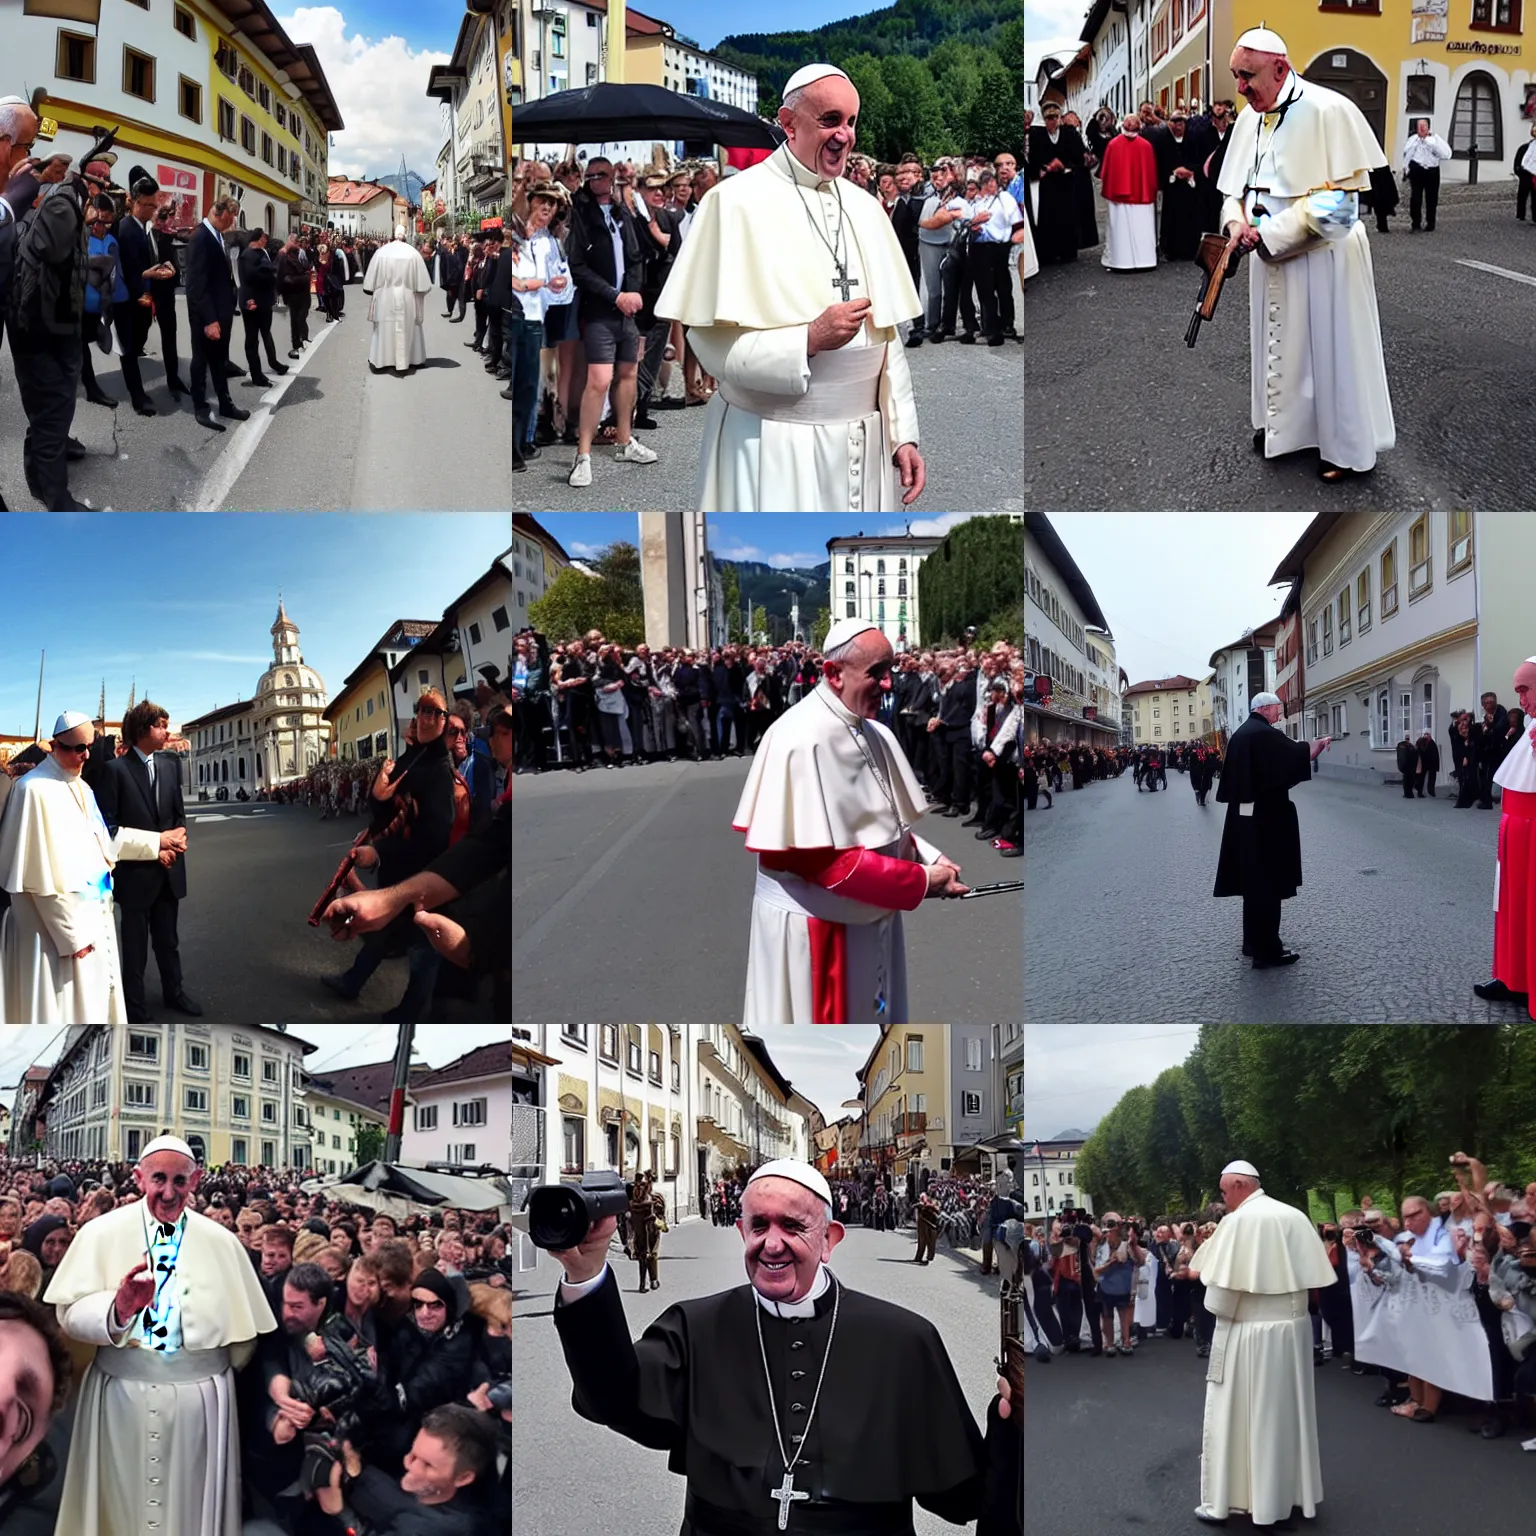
left=219, top=402, right=251, bottom=421
left=522, top=444, right=541, bottom=462
left=165, top=993, right=203, bottom=1017
left=1252, top=428, right=1266, bottom=451
left=500, top=385, right=515, bottom=400
left=320, top=974, right=362, bottom=1001
left=225, top=363, right=245, bottom=378
left=987, top=336, right=1006, bottom=346
left=50, top=492, right=91, bottom=511
left=1252, top=950, right=1300, bottom=969
left=493, top=368, right=511, bottom=381
left=65, top=437, right=87, bottom=462
left=464, top=339, right=481, bottom=348
left=939, top=806, right=964, bottom=818
left=562, top=426, right=580, bottom=446
left=974, top=827, right=999, bottom=839
left=86, top=390, right=118, bottom=409
left=999, top=846, right=1021, bottom=857
left=168, top=376, right=190, bottom=395
left=1473, top=979, right=1530, bottom=1005
left=194, top=411, right=226, bottom=432
left=929, top=332, right=946, bottom=344
left=246, top=375, right=273, bottom=388
left=271, top=362, right=289, bottom=375
left=633, top=412, right=660, bottom=430
left=960, top=814, right=985, bottom=827
left=512, top=456, right=526, bottom=472
left=905, top=334, right=924, bottom=348
left=1241, top=945, right=1253, bottom=958
left=958, top=332, right=978, bottom=345
left=288, top=349, right=301, bottom=359
left=132, top=397, right=157, bottom=417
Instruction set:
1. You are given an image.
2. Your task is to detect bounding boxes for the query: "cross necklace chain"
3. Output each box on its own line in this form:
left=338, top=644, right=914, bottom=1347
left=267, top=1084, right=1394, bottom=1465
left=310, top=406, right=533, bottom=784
left=782, top=145, right=859, bottom=303
left=756, top=1273, right=841, bottom=1530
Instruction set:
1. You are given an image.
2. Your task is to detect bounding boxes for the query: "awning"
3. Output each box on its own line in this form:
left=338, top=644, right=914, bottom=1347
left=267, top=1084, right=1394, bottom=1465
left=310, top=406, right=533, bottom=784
left=299, top=1160, right=515, bottom=1221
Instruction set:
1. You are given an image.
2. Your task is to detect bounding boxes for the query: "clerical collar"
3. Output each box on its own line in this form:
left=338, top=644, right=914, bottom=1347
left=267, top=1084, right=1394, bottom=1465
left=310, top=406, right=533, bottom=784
left=779, top=145, right=835, bottom=192
left=816, top=680, right=861, bottom=727
left=751, top=1263, right=832, bottom=1318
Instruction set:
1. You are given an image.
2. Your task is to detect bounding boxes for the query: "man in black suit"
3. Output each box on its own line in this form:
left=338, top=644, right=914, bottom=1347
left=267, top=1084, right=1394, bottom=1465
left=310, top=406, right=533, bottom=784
left=273, top=232, right=312, bottom=357
left=236, top=226, right=287, bottom=388
left=92, top=700, right=201, bottom=1023
left=114, top=178, right=174, bottom=414
left=932, top=662, right=980, bottom=817
left=147, top=204, right=188, bottom=396
left=1476, top=692, right=1510, bottom=809
left=185, top=194, right=250, bottom=432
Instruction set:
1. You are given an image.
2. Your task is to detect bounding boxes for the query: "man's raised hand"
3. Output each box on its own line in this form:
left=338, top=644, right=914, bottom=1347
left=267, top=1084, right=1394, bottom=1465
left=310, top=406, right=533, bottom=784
left=548, top=1213, right=618, bottom=1286
left=114, top=1258, right=156, bottom=1322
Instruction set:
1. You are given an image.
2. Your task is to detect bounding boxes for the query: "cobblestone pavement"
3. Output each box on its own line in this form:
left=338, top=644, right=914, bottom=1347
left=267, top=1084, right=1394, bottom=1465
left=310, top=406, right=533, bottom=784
left=1024, top=764, right=1513, bottom=1023
left=512, top=1212, right=1006, bottom=1535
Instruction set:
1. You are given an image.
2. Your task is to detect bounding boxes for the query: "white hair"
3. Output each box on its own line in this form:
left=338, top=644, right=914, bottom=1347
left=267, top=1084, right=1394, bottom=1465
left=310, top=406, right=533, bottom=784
left=0, top=97, right=34, bottom=141
left=781, top=86, right=807, bottom=116
left=822, top=636, right=866, bottom=665
left=394, top=223, right=407, bottom=240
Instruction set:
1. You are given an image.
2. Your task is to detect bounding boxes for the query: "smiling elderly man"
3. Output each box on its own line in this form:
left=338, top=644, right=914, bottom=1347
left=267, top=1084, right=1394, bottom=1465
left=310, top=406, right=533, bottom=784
left=548, top=1159, right=1017, bottom=1535
left=656, top=63, right=926, bottom=511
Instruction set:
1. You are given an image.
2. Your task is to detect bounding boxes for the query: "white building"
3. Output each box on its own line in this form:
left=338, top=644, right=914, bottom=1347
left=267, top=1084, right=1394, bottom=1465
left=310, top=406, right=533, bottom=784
left=1268, top=511, right=1535, bottom=785
left=512, top=514, right=567, bottom=634
left=1024, top=512, right=1121, bottom=748
left=1207, top=620, right=1280, bottom=741
left=1021, top=1134, right=1094, bottom=1219
left=326, top=179, right=396, bottom=238
left=825, top=534, right=942, bottom=651
left=401, top=1042, right=514, bottom=1171
left=640, top=512, right=724, bottom=651
left=1084, top=629, right=1123, bottom=747
left=428, top=9, right=507, bottom=214
left=1076, top=0, right=1134, bottom=120
left=301, top=1060, right=394, bottom=1177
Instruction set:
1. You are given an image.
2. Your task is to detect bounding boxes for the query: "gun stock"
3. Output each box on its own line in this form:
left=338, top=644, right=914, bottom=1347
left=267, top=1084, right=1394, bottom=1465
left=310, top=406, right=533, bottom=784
left=1185, top=232, right=1240, bottom=348
left=307, top=798, right=411, bottom=927
left=998, top=1290, right=1025, bottom=1403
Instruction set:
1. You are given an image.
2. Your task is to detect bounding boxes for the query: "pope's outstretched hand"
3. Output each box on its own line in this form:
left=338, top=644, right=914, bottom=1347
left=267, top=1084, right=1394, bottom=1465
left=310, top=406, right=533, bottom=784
left=114, top=1258, right=156, bottom=1323
left=925, top=863, right=970, bottom=899
left=548, top=1213, right=618, bottom=1286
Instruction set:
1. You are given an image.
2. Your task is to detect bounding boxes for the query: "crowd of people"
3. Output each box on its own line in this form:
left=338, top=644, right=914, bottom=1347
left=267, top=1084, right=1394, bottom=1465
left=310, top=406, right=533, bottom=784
left=468, top=142, right=1026, bottom=485
left=0, top=1153, right=511, bottom=1533
left=510, top=626, right=1026, bottom=856
left=1020, top=1150, right=1536, bottom=1448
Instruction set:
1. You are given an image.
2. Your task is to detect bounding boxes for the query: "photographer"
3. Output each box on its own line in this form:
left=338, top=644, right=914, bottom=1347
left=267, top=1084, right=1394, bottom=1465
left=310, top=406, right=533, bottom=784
left=1090, top=1213, right=1144, bottom=1355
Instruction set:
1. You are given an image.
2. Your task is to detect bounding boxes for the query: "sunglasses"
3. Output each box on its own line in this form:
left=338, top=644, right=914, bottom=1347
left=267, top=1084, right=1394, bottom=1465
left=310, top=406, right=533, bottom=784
left=415, top=705, right=446, bottom=719
left=53, top=741, right=92, bottom=755
left=586, top=170, right=612, bottom=180
left=413, top=1298, right=447, bottom=1311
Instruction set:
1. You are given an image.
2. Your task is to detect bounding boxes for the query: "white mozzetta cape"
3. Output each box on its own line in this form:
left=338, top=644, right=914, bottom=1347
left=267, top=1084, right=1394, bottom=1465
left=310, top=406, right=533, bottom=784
left=1216, top=74, right=1386, bottom=199
left=1188, top=1190, right=1336, bottom=1292
left=363, top=239, right=431, bottom=373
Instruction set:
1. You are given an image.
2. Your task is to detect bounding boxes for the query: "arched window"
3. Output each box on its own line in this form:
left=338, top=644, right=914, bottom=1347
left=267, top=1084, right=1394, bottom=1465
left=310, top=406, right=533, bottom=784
left=265, top=202, right=275, bottom=233
left=1450, top=70, right=1502, bottom=159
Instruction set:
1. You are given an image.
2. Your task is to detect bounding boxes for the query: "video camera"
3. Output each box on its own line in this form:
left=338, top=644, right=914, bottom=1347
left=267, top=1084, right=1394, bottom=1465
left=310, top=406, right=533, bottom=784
left=523, top=1170, right=630, bottom=1250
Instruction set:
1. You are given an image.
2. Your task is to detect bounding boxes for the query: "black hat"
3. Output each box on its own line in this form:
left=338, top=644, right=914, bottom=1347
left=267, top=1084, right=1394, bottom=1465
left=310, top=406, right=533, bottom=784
left=46, top=1174, right=76, bottom=1201
left=411, top=1266, right=460, bottom=1322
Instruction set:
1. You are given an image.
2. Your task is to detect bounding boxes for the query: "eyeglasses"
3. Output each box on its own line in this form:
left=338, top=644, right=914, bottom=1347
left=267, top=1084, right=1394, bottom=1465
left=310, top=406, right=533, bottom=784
left=415, top=705, right=446, bottom=719
left=444, top=725, right=467, bottom=737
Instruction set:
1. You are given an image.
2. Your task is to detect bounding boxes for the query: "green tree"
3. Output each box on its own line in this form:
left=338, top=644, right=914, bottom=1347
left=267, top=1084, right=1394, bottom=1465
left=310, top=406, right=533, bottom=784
left=751, top=604, right=769, bottom=643
left=811, top=606, right=831, bottom=648
left=354, top=1123, right=385, bottom=1166
left=841, top=53, right=895, bottom=161
left=720, top=562, right=742, bottom=643
left=878, top=55, right=946, bottom=161
left=528, top=561, right=645, bottom=646
left=966, top=55, right=1023, bottom=159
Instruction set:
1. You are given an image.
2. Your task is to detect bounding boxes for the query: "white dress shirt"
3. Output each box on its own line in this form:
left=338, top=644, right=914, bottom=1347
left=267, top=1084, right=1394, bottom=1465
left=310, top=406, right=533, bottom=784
left=1402, top=133, right=1451, bottom=173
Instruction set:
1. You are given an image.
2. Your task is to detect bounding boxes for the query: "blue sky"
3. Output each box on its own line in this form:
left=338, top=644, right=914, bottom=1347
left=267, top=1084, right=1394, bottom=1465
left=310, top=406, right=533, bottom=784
left=537, top=512, right=988, bottom=571
left=0, top=514, right=510, bottom=740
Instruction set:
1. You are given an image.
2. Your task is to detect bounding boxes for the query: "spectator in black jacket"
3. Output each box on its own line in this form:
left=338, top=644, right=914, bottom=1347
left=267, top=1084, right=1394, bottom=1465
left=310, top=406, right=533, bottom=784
left=711, top=649, right=747, bottom=757
left=184, top=194, right=249, bottom=431
left=236, top=226, right=287, bottom=387
left=273, top=232, right=312, bottom=356
left=566, top=159, right=657, bottom=488
left=112, top=178, right=171, bottom=413
left=932, top=663, right=980, bottom=817
left=1475, top=692, right=1509, bottom=808
left=629, top=173, right=682, bottom=427
left=147, top=204, right=188, bottom=395
left=1415, top=730, right=1440, bottom=797
left=373, top=1269, right=479, bottom=1470
left=671, top=654, right=706, bottom=760
left=480, top=228, right=512, bottom=375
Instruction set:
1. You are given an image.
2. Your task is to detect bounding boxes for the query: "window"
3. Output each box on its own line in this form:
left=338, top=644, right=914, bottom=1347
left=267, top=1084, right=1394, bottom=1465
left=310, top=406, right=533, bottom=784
left=262, top=1060, right=279, bottom=1083
left=331, top=1133, right=341, bottom=1149
left=649, top=1050, right=662, bottom=1084
left=1332, top=703, right=1345, bottom=738
left=562, top=1023, right=588, bottom=1048
left=186, top=1042, right=208, bottom=1071
left=218, top=99, right=236, bottom=141
left=275, top=103, right=286, bottom=129
left=1451, top=70, right=1503, bottom=159
left=216, top=39, right=238, bottom=78
left=962, top=1091, right=983, bottom=1117
left=262, top=1141, right=276, bottom=1165
left=452, top=1098, right=488, bottom=1127
left=241, top=116, right=256, bottom=154
left=232, top=1137, right=248, bottom=1163
left=179, top=76, right=202, bottom=122
left=448, top=1143, right=477, bottom=1163
left=125, top=1082, right=155, bottom=1108
left=1357, top=569, right=1371, bottom=634
left=1449, top=509, right=1472, bottom=574
left=468, top=622, right=483, bottom=645
left=128, top=1032, right=159, bottom=1062
left=257, top=82, right=271, bottom=111
left=1470, top=0, right=1521, bottom=32
left=185, top=1087, right=208, bottom=1113
left=1322, top=605, right=1333, bottom=656
left=1152, top=707, right=1160, bottom=718
left=415, top=1104, right=439, bottom=1131
left=1382, top=543, right=1398, bottom=617
left=238, top=63, right=256, bottom=96
left=262, top=1102, right=277, bottom=1123
left=492, top=605, right=510, bottom=632
left=261, top=132, right=273, bottom=165
left=1307, top=619, right=1319, bottom=665
left=1153, top=725, right=1162, bottom=736
left=627, top=1030, right=643, bottom=1074
left=906, top=1036, right=923, bottom=1072
left=1419, top=681, right=1434, bottom=734
left=1409, top=514, right=1431, bottom=596
left=844, top=558, right=854, bottom=574
left=232, top=1095, right=249, bottom=1118
left=57, top=31, right=96, bottom=83
left=1378, top=691, right=1390, bottom=747
left=123, top=46, right=155, bottom=102
left=1337, top=588, right=1350, bottom=645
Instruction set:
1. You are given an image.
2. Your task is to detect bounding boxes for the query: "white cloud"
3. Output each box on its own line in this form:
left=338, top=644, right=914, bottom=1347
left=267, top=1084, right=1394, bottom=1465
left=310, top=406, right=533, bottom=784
left=1025, top=1, right=1089, bottom=80
left=275, top=7, right=451, bottom=182
left=567, top=541, right=602, bottom=557
left=877, top=512, right=1008, bottom=538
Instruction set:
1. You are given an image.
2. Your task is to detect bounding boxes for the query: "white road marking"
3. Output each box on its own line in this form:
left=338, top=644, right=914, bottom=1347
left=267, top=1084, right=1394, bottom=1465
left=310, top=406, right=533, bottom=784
left=1455, top=259, right=1536, bottom=288
left=191, top=320, right=339, bottom=511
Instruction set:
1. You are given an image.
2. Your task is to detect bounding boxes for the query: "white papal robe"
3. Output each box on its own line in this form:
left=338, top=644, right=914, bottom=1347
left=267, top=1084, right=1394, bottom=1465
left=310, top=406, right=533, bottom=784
left=657, top=147, right=922, bottom=512
left=44, top=1200, right=277, bottom=1536
left=0, top=753, right=160, bottom=1024
left=1189, top=1189, right=1337, bottom=1525
left=363, top=238, right=431, bottom=373
left=732, top=683, right=946, bottom=1024
left=1102, top=201, right=1157, bottom=270
left=1218, top=71, right=1395, bottom=472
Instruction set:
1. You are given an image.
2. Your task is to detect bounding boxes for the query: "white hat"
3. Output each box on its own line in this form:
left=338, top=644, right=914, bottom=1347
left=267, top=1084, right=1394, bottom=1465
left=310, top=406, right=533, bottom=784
left=1221, top=1159, right=1260, bottom=1179
left=139, top=1134, right=198, bottom=1164
left=53, top=711, right=91, bottom=736
left=783, top=64, right=852, bottom=97
left=747, top=1159, right=834, bottom=1211
left=1250, top=693, right=1282, bottom=711
left=1234, top=26, right=1288, bottom=55
left=822, top=617, right=882, bottom=654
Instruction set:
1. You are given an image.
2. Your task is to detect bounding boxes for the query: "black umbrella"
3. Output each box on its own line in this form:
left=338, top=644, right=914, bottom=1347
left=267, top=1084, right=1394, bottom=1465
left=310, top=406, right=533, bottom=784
left=513, top=83, right=783, bottom=150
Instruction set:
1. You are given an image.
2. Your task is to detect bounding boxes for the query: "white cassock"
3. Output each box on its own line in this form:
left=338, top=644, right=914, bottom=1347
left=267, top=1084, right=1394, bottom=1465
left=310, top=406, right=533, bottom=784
left=0, top=753, right=160, bottom=1023
left=1132, top=1248, right=1160, bottom=1330
left=46, top=1200, right=276, bottom=1535
left=1021, top=215, right=1039, bottom=282
left=1188, top=1188, right=1337, bottom=1525
left=1103, top=201, right=1157, bottom=270
left=656, top=145, right=922, bottom=511
left=1218, top=70, right=1396, bottom=472
left=363, top=238, right=431, bottom=373
left=732, top=682, right=946, bottom=1023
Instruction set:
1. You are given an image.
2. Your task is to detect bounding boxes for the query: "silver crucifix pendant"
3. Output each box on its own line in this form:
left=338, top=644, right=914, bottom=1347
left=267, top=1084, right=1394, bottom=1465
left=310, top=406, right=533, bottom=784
left=831, top=269, right=860, bottom=302
left=770, top=1469, right=809, bottom=1529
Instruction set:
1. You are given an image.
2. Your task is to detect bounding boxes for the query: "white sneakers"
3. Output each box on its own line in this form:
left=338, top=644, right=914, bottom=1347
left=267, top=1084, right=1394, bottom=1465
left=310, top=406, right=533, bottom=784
left=568, top=439, right=657, bottom=486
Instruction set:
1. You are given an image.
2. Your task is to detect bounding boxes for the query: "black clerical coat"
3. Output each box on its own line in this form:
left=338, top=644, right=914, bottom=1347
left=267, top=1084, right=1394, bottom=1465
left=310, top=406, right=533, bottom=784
left=1213, top=713, right=1313, bottom=902
left=1026, top=126, right=1084, bottom=263
left=1156, top=130, right=1205, bottom=259
left=553, top=1266, right=1013, bottom=1536
left=1197, top=126, right=1234, bottom=234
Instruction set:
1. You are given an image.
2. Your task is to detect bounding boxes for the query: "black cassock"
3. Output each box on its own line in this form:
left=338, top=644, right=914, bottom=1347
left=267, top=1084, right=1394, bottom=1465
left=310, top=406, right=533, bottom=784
left=1026, top=125, right=1084, bottom=264
left=1213, top=713, right=1313, bottom=903
left=1156, top=131, right=1206, bottom=260
left=1195, top=125, right=1234, bottom=235
left=553, top=1266, right=1017, bottom=1536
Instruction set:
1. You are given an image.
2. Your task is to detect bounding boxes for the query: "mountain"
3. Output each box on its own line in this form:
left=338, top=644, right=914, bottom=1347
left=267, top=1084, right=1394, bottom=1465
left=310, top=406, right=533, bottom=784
left=368, top=169, right=431, bottom=207
left=715, top=559, right=829, bottom=634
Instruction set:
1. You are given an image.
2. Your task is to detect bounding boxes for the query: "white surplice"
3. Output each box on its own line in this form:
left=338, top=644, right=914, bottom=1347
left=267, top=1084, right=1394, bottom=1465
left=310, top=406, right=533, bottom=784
left=1103, top=201, right=1157, bottom=270
left=732, top=683, right=943, bottom=1024
left=1189, top=1189, right=1338, bottom=1525
left=45, top=1200, right=277, bottom=1536
left=1218, top=71, right=1395, bottom=471
left=657, top=146, right=922, bottom=512
left=0, top=754, right=159, bottom=1024
left=363, top=238, right=431, bottom=373
left=1021, top=216, right=1039, bottom=282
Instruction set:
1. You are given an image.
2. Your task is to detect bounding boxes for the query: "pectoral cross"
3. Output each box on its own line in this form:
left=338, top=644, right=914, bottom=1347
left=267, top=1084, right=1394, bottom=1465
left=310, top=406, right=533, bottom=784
left=831, top=266, right=860, bottom=302
left=770, top=1469, right=809, bottom=1530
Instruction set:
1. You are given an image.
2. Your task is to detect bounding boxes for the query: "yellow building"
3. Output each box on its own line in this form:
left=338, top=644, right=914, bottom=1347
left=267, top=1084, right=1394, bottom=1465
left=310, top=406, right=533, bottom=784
left=857, top=1026, right=950, bottom=1185
left=324, top=619, right=438, bottom=764
left=1217, top=0, right=1535, bottom=181
left=1125, top=673, right=1215, bottom=746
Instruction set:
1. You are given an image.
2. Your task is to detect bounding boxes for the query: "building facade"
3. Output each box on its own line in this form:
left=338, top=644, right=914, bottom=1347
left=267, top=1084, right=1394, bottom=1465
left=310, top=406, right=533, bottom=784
left=10, top=0, right=340, bottom=233
left=824, top=535, right=942, bottom=651
left=857, top=1025, right=959, bottom=1189
left=625, top=8, right=759, bottom=113
left=512, top=513, right=568, bottom=633
left=1021, top=1134, right=1094, bottom=1219
left=1208, top=619, right=1280, bottom=740
left=1149, top=0, right=1211, bottom=115
left=251, top=599, right=329, bottom=788
left=39, top=1024, right=315, bottom=1165
left=1125, top=674, right=1214, bottom=746
left=326, top=179, right=396, bottom=237
left=639, top=512, right=723, bottom=651
left=400, top=1042, right=514, bottom=1172
left=323, top=620, right=437, bottom=765
left=183, top=699, right=256, bottom=792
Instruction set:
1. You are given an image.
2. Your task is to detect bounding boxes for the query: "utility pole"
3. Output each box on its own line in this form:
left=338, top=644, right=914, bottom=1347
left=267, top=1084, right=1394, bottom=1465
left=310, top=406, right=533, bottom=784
left=383, top=1024, right=416, bottom=1163
left=32, top=652, right=44, bottom=742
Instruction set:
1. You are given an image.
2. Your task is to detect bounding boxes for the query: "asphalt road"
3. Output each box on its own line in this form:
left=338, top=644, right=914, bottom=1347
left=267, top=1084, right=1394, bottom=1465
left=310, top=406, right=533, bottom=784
left=1023, top=764, right=1513, bottom=1023
left=512, top=1212, right=1006, bottom=1536
left=103, top=799, right=499, bottom=1023
left=1025, top=1325, right=1524, bottom=1536
left=1024, top=182, right=1536, bottom=510
left=507, top=270, right=1027, bottom=514
left=510, top=756, right=1023, bottom=1024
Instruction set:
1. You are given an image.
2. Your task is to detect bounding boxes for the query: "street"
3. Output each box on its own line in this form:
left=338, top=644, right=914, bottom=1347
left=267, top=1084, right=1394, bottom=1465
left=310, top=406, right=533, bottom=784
left=510, top=757, right=1023, bottom=1025
left=0, top=285, right=513, bottom=513
left=1024, top=764, right=1511, bottom=1024
left=1024, top=1326, right=1522, bottom=1536
left=1024, top=183, right=1536, bottom=510
left=511, top=1211, right=1004, bottom=1536
left=104, top=800, right=497, bottom=1023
